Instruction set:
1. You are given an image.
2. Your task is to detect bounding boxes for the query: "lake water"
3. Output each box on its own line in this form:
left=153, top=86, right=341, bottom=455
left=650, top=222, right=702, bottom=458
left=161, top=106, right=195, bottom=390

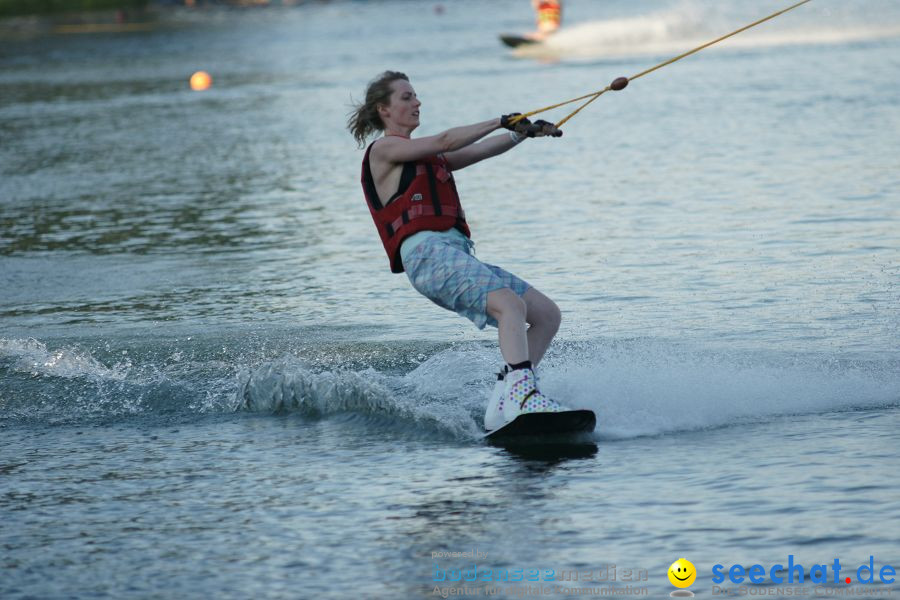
left=1, top=1, right=899, bottom=598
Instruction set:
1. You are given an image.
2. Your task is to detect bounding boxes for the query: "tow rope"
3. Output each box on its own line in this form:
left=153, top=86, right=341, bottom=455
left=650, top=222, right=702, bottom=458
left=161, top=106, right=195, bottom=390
left=509, top=0, right=814, bottom=128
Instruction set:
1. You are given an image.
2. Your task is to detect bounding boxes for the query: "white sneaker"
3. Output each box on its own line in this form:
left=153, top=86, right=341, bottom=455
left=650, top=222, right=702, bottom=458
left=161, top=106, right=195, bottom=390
left=483, top=366, right=510, bottom=431
left=501, top=368, right=566, bottom=424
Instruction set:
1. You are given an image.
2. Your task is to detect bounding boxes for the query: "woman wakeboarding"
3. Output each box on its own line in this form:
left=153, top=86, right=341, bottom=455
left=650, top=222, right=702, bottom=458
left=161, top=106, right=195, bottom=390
left=348, top=71, right=571, bottom=432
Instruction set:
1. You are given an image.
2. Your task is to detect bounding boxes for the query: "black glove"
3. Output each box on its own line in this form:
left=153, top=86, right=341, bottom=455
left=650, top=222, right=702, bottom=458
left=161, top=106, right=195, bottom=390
left=500, top=113, right=532, bottom=132
left=527, top=119, right=563, bottom=138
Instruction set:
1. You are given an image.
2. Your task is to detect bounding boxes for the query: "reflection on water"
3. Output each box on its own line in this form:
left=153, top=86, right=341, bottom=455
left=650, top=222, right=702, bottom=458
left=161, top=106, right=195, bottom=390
left=493, top=440, right=599, bottom=463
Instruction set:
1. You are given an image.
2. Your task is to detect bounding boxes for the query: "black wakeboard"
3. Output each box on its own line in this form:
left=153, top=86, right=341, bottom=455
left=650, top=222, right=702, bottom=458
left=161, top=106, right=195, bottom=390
left=485, top=409, right=596, bottom=440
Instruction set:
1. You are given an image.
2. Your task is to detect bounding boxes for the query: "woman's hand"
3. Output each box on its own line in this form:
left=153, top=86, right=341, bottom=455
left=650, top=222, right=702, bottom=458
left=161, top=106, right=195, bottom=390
left=500, top=113, right=536, bottom=137
left=529, top=119, right=563, bottom=138
left=500, top=113, right=528, bottom=130
left=501, top=114, right=562, bottom=138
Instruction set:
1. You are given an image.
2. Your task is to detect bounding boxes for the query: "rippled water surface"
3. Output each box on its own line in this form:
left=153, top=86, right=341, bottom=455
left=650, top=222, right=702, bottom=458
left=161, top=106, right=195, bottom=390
left=2, top=1, right=899, bottom=598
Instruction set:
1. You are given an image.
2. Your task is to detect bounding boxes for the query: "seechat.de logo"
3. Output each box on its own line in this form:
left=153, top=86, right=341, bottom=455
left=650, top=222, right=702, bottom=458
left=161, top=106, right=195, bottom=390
left=712, top=556, right=896, bottom=586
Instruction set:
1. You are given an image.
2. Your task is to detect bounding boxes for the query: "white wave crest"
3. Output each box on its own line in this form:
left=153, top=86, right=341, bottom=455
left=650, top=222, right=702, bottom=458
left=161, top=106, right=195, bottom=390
left=235, top=354, right=492, bottom=438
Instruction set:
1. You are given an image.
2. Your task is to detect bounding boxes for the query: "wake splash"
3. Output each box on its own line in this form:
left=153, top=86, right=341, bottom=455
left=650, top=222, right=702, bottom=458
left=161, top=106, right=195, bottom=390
left=542, top=341, right=900, bottom=439
left=238, top=340, right=899, bottom=441
left=0, top=337, right=235, bottom=424
left=2, top=336, right=897, bottom=441
left=0, top=337, right=130, bottom=382
left=236, top=349, right=497, bottom=440
left=514, top=3, right=900, bottom=61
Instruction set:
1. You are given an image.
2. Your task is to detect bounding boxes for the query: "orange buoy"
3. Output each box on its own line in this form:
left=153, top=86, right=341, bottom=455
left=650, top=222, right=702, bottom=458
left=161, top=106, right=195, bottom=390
left=190, top=71, right=212, bottom=91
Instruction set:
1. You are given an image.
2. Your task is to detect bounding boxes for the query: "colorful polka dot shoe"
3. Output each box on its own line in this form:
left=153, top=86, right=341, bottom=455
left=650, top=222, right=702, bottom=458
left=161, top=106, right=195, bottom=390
left=501, top=368, right=566, bottom=424
left=483, top=365, right=511, bottom=431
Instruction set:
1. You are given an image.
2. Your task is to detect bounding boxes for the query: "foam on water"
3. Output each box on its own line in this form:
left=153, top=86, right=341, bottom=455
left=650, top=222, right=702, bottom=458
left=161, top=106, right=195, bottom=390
left=540, top=341, right=900, bottom=439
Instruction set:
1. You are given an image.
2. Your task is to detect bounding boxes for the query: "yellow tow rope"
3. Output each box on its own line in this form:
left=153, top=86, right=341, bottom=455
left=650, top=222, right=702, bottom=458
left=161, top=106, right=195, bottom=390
left=510, top=0, right=814, bottom=128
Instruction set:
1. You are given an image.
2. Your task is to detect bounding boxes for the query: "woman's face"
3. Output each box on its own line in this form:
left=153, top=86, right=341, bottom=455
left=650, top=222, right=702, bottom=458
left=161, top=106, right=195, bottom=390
left=381, top=79, right=421, bottom=131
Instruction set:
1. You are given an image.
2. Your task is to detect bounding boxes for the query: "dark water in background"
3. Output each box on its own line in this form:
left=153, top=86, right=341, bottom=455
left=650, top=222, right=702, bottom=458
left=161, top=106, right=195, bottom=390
left=2, top=1, right=899, bottom=598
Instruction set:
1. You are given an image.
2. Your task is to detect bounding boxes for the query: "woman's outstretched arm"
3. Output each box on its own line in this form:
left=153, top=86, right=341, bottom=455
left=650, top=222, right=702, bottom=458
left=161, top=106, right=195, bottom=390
left=443, top=120, right=562, bottom=171
left=442, top=132, right=522, bottom=171
left=372, top=119, right=501, bottom=165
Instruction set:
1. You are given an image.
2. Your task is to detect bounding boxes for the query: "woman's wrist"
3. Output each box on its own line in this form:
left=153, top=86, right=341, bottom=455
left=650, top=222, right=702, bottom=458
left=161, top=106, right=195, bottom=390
left=508, top=130, right=525, bottom=144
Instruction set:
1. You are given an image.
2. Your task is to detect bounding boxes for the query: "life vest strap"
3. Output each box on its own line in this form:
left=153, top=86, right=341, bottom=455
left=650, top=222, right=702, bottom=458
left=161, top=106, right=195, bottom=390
left=387, top=204, right=465, bottom=236
left=423, top=163, right=443, bottom=217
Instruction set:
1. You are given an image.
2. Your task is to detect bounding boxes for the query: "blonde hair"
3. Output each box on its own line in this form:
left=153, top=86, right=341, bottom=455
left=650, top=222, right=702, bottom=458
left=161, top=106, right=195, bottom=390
left=347, top=71, right=409, bottom=148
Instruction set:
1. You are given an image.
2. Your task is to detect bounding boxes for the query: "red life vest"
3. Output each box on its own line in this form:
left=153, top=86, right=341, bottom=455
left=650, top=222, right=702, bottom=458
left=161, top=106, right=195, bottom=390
left=361, top=142, right=471, bottom=273
left=536, top=0, right=561, bottom=31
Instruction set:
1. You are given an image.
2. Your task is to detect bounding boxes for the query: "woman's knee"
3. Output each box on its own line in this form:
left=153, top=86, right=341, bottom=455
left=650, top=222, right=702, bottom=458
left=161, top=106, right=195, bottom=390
left=524, top=289, right=562, bottom=331
left=542, top=300, right=562, bottom=333
left=487, top=288, right=527, bottom=321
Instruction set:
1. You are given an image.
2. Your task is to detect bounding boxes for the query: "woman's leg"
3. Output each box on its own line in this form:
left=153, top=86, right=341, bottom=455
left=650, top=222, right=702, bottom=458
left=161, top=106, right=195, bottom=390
left=486, top=287, right=561, bottom=368
left=523, top=288, right=561, bottom=367
left=486, top=288, right=529, bottom=365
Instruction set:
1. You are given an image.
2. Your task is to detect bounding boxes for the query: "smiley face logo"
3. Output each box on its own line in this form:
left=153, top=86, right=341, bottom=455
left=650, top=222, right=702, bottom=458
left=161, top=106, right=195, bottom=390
left=668, top=558, right=697, bottom=588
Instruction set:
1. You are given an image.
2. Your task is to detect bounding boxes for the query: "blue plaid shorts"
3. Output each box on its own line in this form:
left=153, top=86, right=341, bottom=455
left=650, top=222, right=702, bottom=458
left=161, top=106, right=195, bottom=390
left=401, top=230, right=531, bottom=329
